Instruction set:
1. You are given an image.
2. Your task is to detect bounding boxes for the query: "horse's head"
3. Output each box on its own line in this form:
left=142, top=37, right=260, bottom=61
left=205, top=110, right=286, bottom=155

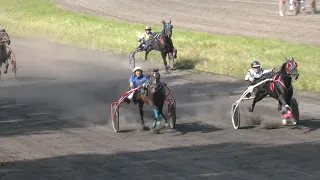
left=283, top=57, right=299, bottom=80
left=148, top=68, right=161, bottom=93
left=0, top=29, right=10, bottom=45
left=161, top=20, right=173, bottom=38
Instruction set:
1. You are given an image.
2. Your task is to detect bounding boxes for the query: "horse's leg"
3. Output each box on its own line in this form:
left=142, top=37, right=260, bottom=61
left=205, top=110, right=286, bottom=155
left=161, top=52, right=169, bottom=73
left=158, top=103, right=169, bottom=126
left=279, top=0, right=285, bottom=16
left=278, top=101, right=282, bottom=112
left=294, top=0, right=300, bottom=15
left=144, top=50, right=150, bottom=61
left=138, top=100, right=148, bottom=130
left=0, top=63, right=2, bottom=82
left=173, top=47, right=177, bottom=59
left=247, top=91, right=267, bottom=112
left=277, top=94, right=293, bottom=125
left=168, top=51, right=175, bottom=70
left=4, top=59, right=9, bottom=74
left=311, top=0, right=317, bottom=14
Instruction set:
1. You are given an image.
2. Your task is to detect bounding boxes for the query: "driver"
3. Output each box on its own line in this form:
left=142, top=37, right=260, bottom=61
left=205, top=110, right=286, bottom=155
left=135, top=26, right=153, bottom=53
left=245, top=60, right=274, bottom=97
left=124, top=67, right=149, bottom=104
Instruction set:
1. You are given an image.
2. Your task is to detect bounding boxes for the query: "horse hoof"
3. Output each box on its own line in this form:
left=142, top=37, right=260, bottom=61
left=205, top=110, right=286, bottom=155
left=164, top=122, right=169, bottom=127
left=282, top=119, right=288, bottom=125
left=291, top=118, right=298, bottom=125
left=151, top=127, right=160, bottom=134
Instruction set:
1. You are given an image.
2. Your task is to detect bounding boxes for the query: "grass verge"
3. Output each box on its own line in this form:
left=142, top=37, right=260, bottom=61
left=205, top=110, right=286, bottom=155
left=1, top=0, right=320, bottom=92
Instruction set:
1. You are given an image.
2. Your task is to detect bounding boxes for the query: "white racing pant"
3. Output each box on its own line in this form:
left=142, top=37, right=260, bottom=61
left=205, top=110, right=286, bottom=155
left=127, top=91, right=134, bottom=100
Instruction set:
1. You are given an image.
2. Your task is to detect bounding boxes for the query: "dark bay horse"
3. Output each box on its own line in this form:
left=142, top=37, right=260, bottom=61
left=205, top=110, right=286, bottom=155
left=144, top=20, right=178, bottom=73
left=135, top=68, right=168, bottom=132
left=0, top=29, right=11, bottom=81
left=248, top=57, right=299, bottom=124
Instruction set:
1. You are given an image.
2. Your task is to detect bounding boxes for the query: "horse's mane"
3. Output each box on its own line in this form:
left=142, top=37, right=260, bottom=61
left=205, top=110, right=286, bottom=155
left=277, top=61, right=287, bottom=74
left=254, top=61, right=287, bottom=83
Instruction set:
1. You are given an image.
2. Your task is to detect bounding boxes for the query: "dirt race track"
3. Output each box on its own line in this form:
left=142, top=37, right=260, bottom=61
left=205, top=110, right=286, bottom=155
left=1, top=0, right=320, bottom=179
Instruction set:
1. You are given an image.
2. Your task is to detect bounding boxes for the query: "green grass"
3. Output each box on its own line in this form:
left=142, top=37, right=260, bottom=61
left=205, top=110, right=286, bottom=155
left=1, top=0, right=320, bottom=92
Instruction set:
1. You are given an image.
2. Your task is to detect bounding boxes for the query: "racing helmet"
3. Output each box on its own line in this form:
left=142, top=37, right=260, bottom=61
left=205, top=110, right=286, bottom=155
left=251, top=61, right=261, bottom=68
left=145, top=25, right=151, bottom=31
left=132, top=66, right=143, bottom=73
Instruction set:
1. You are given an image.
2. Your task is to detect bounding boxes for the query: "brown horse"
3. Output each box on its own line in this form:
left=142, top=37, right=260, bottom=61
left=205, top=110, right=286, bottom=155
left=0, top=29, right=11, bottom=81
left=134, top=68, right=168, bottom=132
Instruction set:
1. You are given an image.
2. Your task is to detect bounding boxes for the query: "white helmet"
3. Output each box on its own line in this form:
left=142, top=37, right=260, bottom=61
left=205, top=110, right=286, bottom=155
left=132, top=66, right=143, bottom=73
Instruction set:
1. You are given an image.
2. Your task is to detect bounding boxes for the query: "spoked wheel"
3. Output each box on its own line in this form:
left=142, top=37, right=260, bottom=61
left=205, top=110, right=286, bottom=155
left=279, top=0, right=286, bottom=16
left=111, top=104, right=120, bottom=132
left=168, top=102, right=176, bottom=128
left=231, top=103, right=240, bottom=129
left=129, top=52, right=135, bottom=72
left=290, top=97, right=299, bottom=125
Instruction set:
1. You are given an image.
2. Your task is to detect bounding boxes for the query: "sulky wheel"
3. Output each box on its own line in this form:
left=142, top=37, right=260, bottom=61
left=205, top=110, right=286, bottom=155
left=168, top=102, right=176, bottom=128
left=129, top=52, right=135, bottom=72
left=111, top=104, right=120, bottom=132
left=290, top=97, right=299, bottom=125
left=231, top=103, right=240, bottom=129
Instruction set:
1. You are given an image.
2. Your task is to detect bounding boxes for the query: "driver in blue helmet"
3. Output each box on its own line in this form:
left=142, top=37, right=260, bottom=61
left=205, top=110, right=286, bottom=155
left=245, top=60, right=274, bottom=98
left=124, top=67, right=149, bottom=104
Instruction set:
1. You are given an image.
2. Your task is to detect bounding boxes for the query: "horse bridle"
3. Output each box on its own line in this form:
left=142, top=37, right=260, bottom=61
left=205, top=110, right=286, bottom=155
left=0, top=32, right=10, bottom=45
left=149, top=71, right=162, bottom=91
left=164, top=23, right=173, bottom=38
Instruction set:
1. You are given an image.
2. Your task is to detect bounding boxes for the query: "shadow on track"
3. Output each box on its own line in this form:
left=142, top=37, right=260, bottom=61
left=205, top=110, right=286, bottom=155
left=1, top=142, right=319, bottom=180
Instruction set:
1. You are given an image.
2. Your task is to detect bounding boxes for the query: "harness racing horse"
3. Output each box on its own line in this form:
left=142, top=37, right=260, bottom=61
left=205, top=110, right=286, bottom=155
left=247, top=57, right=299, bottom=124
left=0, top=29, right=11, bottom=81
left=144, top=20, right=177, bottom=73
left=135, top=68, right=168, bottom=133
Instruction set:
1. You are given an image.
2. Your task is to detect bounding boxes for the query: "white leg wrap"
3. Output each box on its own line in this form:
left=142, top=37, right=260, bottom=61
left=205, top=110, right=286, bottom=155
left=127, top=92, right=134, bottom=100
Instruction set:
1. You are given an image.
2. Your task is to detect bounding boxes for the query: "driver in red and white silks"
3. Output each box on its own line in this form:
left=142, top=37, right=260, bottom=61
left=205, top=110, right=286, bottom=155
left=245, top=60, right=274, bottom=97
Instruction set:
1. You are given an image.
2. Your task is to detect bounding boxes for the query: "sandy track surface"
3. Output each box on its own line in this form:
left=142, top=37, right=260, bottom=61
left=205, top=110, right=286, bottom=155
left=56, top=0, right=320, bottom=45
left=1, top=0, right=320, bottom=179
left=0, top=37, right=319, bottom=179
